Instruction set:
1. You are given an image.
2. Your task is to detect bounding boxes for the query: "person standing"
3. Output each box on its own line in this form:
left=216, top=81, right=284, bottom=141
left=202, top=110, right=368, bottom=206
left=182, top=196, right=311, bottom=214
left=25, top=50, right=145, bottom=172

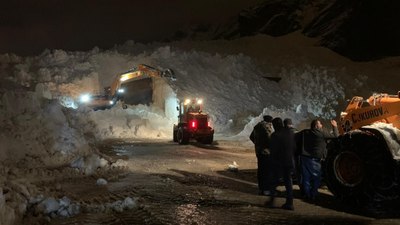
left=283, top=118, right=295, bottom=130
left=299, top=119, right=338, bottom=201
left=266, top=117, right=296, bottom=210
left=284, top=118, right=304, bottom=195
left=249, top=115, right=274, bottom=195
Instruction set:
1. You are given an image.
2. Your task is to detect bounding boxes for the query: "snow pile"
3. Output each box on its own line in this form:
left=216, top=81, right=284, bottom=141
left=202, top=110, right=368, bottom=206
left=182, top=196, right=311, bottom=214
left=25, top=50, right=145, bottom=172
left=0, top=32, right=397, bottom=224
left=0, top=90, right=92, bottom=164
left=82, top=197, right=138, bottom=213
left=31, top=195, right=80, bottom=218
left=84, top=103, right=177, bottom=139
left=0, top=179, right=40, bottom=225
left=29, top=195, right=139, bottom=218
left=70, top=154, right=109, bottom=175
left=1, top=44, right=348, bottom=139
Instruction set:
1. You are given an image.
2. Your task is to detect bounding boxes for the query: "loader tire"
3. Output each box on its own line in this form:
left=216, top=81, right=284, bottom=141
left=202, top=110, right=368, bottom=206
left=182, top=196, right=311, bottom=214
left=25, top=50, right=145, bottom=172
left=202, top=135, right=213, bottom=145
left=177, top=128, right=189, bottom=145
left=173, top=127, right=178, bottom=142
left=325, top=130, right=399, bottom=207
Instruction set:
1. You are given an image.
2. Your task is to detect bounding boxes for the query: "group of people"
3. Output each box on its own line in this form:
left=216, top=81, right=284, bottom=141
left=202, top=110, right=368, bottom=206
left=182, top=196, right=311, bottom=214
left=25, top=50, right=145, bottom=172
left=249, top=115, right=338, bottom=210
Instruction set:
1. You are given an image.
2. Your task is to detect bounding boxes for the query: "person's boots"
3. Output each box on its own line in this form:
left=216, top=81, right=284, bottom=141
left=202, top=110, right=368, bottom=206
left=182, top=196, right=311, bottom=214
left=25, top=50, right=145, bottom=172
left=281, top=198, right=294, bottom=210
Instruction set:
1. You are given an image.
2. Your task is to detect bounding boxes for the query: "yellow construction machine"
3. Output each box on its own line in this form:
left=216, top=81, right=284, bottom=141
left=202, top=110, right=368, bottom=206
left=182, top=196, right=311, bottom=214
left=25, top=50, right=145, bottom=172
left=79, top=64, right=175, bottom=110
left=325, top=92, right=400, bottom=207
left=173, top=98, right=214, bottom=145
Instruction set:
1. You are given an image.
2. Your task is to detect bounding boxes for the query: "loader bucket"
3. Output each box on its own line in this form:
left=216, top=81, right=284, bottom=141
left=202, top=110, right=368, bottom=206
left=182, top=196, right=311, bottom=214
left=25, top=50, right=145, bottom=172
left=120, top=77, right=153, bottom=105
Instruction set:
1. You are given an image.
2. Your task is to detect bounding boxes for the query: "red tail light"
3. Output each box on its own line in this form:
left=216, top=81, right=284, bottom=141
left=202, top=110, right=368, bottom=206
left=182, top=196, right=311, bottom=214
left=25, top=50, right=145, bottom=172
left=190, top=120, right=197, bottom=129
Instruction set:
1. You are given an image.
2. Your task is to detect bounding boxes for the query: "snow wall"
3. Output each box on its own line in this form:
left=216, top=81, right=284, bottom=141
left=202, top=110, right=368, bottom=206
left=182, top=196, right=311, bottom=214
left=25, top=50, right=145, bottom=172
left=0, top=40, right=377, bottom=165
left=0, top=38, right=385, bottom=225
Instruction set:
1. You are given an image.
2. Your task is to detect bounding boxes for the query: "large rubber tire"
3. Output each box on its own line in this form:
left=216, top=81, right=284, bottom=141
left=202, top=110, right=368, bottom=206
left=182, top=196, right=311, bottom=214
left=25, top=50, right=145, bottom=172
left=177, top=128, right=189, bottom=145
left=173, top=127, right=178, bottom=142
left=202, top=135, right=213, bottom=145
left=325, top=130, right=399, bottom=206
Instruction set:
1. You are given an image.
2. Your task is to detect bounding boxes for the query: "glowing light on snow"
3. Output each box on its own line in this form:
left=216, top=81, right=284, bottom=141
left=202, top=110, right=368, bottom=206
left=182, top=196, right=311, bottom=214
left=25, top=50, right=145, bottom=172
left=80, top=94, right=91, bottom=103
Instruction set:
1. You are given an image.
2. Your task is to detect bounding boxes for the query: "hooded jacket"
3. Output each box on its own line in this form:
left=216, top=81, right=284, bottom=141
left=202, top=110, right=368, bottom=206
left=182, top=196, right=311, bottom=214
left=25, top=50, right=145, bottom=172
left=250, top=121, right=274, bottom=155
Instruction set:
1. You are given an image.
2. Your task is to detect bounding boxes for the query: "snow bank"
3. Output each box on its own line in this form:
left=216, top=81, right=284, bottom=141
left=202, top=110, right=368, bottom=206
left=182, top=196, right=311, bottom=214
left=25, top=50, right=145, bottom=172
left=0, top=90, right=91, bottom=164
left=1, top=44, right=347, bottom=139
left=0, top=32, right=398, bottom=225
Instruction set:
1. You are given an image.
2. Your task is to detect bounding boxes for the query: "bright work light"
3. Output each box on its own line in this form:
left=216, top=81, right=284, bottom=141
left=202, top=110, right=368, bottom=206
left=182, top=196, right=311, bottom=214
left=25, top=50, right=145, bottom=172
left=80, top=94, right=91, bottom=103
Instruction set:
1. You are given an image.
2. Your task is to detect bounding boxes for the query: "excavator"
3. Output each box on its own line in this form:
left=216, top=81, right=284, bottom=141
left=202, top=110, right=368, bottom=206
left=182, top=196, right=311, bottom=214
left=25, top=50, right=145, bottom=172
left=325, top=92, right=400, bottom=207
left=78, top=64, right=175, bottom=110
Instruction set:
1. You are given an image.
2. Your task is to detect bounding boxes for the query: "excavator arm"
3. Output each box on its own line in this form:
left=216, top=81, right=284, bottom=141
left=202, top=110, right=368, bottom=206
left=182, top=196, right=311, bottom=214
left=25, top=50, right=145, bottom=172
left=79, top=64, right=175, bottom=109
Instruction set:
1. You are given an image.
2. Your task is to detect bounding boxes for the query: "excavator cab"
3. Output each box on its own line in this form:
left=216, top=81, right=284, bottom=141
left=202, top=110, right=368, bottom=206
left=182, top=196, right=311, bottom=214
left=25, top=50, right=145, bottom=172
left=119, top=77, right=153, bottom=106
left=115, top=64, right=175, bottom=107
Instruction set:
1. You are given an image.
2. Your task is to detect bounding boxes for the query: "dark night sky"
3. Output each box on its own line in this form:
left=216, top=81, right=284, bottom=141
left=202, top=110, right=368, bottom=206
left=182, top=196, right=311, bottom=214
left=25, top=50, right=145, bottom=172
left=0, top=0, right=262, bottom=56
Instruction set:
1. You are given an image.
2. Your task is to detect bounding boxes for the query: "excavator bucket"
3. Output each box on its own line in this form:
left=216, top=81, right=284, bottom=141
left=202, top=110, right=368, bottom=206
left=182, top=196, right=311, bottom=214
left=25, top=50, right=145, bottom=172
left=120, top=77, right=153, bottom=105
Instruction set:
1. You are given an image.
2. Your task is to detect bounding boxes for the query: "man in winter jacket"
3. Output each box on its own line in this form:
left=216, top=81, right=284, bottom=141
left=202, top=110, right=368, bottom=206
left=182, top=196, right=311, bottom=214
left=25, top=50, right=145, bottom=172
left=266, top=117, right=296, bottom=210
left=249, top=115, right=274, bottom=195
left=299, top=119, right=338, bottom=201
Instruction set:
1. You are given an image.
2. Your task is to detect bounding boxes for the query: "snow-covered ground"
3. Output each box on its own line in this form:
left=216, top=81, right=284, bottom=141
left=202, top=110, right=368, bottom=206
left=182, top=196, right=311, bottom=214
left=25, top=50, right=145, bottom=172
left=0, top=33, right=399, bottom=224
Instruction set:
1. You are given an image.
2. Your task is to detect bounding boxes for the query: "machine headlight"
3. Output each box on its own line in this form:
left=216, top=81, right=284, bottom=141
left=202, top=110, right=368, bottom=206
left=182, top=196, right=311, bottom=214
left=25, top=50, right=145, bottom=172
left=80, top=94, right=91, bottom=103
left=197, top=99, right=203, bottom=104
left=117, top=88, right=125, bottom=93
left=184, top=99, right=191, bottom=105
left=109, top=100, right=114, bottom=105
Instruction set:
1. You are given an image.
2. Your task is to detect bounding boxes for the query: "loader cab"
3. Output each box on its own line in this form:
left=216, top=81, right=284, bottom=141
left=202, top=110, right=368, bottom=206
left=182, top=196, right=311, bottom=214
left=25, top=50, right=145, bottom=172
left=183, top=98, right=203, bottom=113
left=176, top=98, right=203, bottom=116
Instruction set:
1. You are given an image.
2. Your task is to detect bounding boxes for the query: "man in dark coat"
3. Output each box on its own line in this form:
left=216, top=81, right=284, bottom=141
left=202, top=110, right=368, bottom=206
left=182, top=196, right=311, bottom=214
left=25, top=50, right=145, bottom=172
left=249, top=115, right=274, bottom=195
left=299, top=119, right=338, bottom=201
left=266, top=117, right=296, bottom=210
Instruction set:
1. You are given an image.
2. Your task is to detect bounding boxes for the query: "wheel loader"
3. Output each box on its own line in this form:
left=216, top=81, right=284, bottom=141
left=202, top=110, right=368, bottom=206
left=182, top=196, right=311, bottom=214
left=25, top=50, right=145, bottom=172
left=325, top=92, right=400, bottom=207
left=78, top=64, right=175, bottom=110
left=173, top=98, right=214, bottom=145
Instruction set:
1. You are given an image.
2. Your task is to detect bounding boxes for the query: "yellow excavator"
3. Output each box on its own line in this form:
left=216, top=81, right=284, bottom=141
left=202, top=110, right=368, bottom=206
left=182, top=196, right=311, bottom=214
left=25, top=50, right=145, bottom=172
left=79, top=64, right=175, bottom=110
left=325, top=92, right=400, bottom=207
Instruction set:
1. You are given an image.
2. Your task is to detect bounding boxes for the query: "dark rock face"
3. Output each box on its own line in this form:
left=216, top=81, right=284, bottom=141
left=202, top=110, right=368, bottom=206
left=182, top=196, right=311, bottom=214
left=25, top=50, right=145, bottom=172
left=236, top=0, right=302, bottom=37
left=304, top=0, right=400, bottom=61
left=181, top=0, right=400, bottom=61
left=214, top=0, right=305, bottom=39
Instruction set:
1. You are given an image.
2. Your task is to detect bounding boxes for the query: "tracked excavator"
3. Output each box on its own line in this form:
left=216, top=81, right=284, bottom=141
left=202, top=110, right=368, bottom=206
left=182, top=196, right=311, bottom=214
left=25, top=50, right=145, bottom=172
left=79, top=64, right=175, bottom=110
left=325, top=92, right=400, bottom=207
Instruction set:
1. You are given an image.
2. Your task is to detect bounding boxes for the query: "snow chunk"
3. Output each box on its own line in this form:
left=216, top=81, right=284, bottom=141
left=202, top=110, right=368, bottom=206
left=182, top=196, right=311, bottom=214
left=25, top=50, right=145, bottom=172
left=228, top=161, right=239, bottom=172
left=96, top=178, right=108, bottom=185
left=37, top=197, right=60, bottom=214
left=70, top=154, right=109, bottom=175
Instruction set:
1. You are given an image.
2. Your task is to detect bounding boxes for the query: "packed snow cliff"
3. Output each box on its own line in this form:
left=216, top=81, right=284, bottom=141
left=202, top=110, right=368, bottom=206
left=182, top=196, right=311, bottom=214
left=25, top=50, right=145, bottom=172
left=0, top=34, right=396, bottom=224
